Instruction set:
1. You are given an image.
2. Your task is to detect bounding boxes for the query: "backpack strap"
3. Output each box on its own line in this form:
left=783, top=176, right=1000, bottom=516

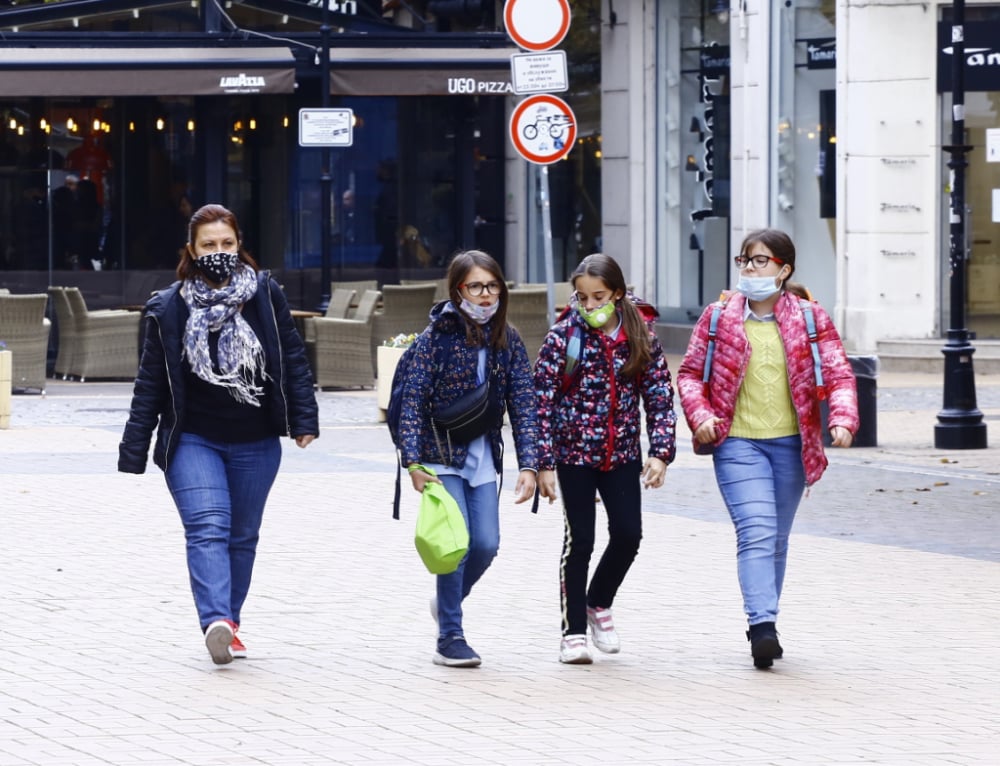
left=799, top=298, right=827, bottom=400
left=702, top=297, right=727, bottom=396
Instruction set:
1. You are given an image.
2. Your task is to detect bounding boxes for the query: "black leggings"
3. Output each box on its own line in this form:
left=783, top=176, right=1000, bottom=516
left=557, top=461, right=643, bottom=636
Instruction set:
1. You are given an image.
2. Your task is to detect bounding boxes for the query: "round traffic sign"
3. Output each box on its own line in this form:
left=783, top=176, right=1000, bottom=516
left=503, top=0, right=571, bottom=52
left=509, top=94, right=577, bottom=165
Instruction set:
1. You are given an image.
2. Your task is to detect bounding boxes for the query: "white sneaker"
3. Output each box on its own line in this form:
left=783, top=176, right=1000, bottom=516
left=204, top=619, right=235, bottom=665
left=559, top=634, right=593, bottom=664
left=587, top=607, right=621, bottom=654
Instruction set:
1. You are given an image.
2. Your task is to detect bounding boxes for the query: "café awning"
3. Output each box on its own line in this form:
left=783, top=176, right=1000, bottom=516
left=329, top=47, right=515, bottom=97
left=0, top=46, right=297, bottom=96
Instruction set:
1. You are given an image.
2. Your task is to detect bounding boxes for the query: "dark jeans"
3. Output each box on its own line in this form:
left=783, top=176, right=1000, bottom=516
left=557, top=461, right=643, bottom=636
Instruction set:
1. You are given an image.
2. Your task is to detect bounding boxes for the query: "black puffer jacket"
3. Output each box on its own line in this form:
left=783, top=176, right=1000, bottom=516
left=118, top=271, right=319, bottom=474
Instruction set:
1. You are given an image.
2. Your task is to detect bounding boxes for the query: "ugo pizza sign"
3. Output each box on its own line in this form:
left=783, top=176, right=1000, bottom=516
left=509, top=93, right=576, bottom=165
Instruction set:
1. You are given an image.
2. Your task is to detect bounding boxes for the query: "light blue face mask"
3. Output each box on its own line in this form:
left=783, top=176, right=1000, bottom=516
left=736, top=275, right=782, bottom=302
left=459, top=297, right=500, bottom=324
left=577, top=301, right=616, bottom=328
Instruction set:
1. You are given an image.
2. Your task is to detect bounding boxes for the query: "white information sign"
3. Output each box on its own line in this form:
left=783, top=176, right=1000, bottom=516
left=511, top=51, right=568, bottom=95
left=987, top=127, right=1000, bottom=163
left=299, top=108, right=353, bottom=147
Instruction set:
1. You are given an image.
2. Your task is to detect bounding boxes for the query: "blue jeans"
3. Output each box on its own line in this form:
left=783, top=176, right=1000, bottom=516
left=165, top=432, right=281, bottom=630
left=713, top=436, right=805, bottom=626
left=436, top=475, right=500, bottom=639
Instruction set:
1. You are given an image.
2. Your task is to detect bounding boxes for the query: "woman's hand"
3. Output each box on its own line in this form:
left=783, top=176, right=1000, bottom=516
left=409, top=466, right=442, bottom=493
left=641, top=457, right=667, bottom=489
left=537, top=469, right=558, bottom=504
left=830, top=426, right=854, bottom=448
left=295, top=434, right=316, bottom=448
left=513, top=469, right=537, bottom=504
left=693, top=416, right=721, bottom=446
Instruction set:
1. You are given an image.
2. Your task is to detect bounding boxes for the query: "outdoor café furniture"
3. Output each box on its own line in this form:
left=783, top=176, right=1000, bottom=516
left=0, top=292, right=51, bottom=393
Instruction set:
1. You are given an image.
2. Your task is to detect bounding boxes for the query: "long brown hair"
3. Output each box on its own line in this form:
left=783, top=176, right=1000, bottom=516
left=738, top=228, right=810, bottom=299
left=176, top=204, right=259, bottom=281
left=571, top=253, right=650, bottom=380
left=446, top=249, right=509, bottom=350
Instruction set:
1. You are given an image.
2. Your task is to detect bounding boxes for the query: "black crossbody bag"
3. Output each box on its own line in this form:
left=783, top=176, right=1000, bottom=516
left=431, top=357, right=503, bottom=445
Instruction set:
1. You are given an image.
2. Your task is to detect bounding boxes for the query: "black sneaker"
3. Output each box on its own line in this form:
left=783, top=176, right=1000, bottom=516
left=433, top=635, right=481, bottom=667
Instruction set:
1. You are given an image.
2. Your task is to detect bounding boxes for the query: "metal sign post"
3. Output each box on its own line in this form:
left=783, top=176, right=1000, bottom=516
left=505, top=0, right=574, bottom=327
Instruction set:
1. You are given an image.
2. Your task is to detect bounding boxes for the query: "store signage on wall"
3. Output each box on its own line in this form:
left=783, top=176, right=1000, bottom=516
left=803, top=38, right=836, bottom=70
left=219, top=73, right=269, bottom=93
left=700, top=45, right=730, bottom=79
left=937, top=20, right=1000, bottom=92
left=298, top=108, right=353, bottom=147
left=509, top=93, right=576, bottom=165
left=303, top=0, right=358, bottom=14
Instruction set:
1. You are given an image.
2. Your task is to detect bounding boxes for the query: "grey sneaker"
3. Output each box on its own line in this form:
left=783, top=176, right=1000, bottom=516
left=433, top=635, right=481, bottom=667
left=204, top=619, right=235, bottom=665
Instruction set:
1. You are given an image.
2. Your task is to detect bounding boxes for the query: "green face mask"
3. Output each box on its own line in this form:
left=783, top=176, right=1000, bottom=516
left=577, top=301, right=616, bottom=328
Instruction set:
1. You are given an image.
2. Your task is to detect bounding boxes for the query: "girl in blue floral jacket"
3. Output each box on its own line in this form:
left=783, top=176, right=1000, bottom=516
left=533, top=253, right=676, bottom=665
left=397, top=250, right=539, bottom=668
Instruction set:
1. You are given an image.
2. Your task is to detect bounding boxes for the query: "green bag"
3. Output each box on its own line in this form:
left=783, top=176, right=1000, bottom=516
left=413, top=466, right=469, bottom=575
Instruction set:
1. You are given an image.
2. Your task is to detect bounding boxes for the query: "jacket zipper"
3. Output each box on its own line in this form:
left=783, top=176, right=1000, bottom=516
left=601, top=335, right=618, bottom=470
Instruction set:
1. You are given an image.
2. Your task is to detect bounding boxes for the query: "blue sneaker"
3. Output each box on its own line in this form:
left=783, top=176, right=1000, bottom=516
left=433, top=635, right=481, bottom=667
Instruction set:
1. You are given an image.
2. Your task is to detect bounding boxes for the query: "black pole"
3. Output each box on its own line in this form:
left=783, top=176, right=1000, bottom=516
left=935, top=0, right=987, bottom=449
left=317, top=2, right=332, bottom=312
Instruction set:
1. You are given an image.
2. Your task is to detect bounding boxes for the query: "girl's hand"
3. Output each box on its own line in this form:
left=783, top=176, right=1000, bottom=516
left=513, top=470, right=537, bottom=504
left=537, top=469, right=558, bottom=504
left=693, top=416, right=721, bottom=446
left=830, top=426, right=854, bottom=448
left=409, top=466, right=442, bottom=493
left=295, top=434, right=316, bottom=448
left=641, top=457, right=667, bottom=489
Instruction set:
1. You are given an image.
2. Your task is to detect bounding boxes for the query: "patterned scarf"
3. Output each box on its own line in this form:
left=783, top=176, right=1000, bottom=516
left=181, top=264, right=267, bottom=406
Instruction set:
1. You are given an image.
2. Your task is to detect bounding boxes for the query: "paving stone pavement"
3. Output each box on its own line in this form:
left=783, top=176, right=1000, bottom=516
left=1, top=367, right=998, bottom=765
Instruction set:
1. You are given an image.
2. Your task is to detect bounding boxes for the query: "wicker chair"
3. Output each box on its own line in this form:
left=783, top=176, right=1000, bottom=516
left=0, top=293, right=51, bottom=393
left=62, top=287, right=140, bottom=381
left=507, top=287, right=551, bottom=364
left=47, top=287, right=78, bottom=379
left=301, top=288, right=355, bottom=347
left=330, top=280, right=377, bottom=316
left=370, top=283, right=437, bottom=374
left=400, top=277, right=449, bottom=302
left=309, top=289, right=381, bottom=389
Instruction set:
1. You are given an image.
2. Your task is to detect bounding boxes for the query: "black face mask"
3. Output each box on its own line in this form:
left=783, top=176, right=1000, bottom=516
left=194, top=251, right=239, bottom=284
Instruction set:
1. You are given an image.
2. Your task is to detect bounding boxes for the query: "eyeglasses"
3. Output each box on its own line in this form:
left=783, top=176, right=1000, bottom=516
left=461, top=281, right=503, bottom=297
left=734, top=254, right=784, bottom=269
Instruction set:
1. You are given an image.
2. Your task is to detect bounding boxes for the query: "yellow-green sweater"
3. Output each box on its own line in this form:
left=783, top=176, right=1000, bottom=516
left=729, top=319, right=799, bottom=438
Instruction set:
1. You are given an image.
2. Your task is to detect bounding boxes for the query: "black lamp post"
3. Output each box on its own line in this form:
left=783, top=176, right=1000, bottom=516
left=317, top=1, right=333, bottom=312
left=935, top=0, right=987, bottom=449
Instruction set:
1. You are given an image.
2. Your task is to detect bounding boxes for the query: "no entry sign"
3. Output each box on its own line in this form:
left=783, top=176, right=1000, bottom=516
left=509, top=93, right=576, bottom=165
left=503, top=0, right=571, bottom=52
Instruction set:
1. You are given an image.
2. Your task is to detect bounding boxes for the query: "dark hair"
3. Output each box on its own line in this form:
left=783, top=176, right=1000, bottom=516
left=446, top=249, right=509, bottom=350
left=571, top=253, right=651, bottom=379
left=738, top=228, right=810, bottom=299
left=176, top=204, right=259, bottom=280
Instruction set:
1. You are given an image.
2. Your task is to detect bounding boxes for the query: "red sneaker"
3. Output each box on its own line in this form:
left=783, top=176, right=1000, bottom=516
left=230, top=630, right=247, bottom=659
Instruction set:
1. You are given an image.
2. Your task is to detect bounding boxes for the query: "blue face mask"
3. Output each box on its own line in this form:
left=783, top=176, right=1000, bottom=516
left=736, top=275, right=782, bottom=302
left=577, top=300, right=616, bottom=328
left=459, top=297, right=500, bottom=325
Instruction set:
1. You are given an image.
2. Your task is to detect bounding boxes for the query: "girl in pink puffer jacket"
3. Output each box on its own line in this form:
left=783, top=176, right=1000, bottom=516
left=677, top=228, right=858, bottom=670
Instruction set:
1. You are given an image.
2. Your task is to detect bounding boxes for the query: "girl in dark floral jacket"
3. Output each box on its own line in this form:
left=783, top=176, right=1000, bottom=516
left=533, top=253, right=676, bottom=665
left=397, top=250, right=539, bottom=668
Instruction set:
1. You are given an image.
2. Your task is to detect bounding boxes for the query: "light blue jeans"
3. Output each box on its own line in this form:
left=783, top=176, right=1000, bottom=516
left=713, top=435, right=805, bottom=625
left=165, top=432, right=282, bottom=630
left=435, top=475, right=500, bottom=639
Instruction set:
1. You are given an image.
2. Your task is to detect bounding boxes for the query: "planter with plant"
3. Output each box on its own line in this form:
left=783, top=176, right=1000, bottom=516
left=376, top=332, right=417, bottom=420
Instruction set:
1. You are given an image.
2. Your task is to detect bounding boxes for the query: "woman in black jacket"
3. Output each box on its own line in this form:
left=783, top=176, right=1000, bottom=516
left=119, top=204, right=319, bottom=665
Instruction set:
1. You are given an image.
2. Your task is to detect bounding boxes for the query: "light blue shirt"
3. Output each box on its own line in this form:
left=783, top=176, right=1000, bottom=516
left=426, top=346, right=497, bottom=488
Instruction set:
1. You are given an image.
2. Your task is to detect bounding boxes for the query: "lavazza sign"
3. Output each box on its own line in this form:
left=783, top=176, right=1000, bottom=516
left=447, top=77, right=514, bottom=94
left=219, top=73, right=268, bottom=93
